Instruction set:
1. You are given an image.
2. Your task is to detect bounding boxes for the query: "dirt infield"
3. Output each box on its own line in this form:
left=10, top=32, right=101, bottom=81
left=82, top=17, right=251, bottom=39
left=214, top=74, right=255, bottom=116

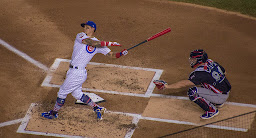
left=1, top=0, right=256, bottom=137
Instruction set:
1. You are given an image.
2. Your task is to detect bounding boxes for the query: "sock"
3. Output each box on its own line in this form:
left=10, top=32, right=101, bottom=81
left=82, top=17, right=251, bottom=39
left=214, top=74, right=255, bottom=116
left=53, top=97, right=65, bottom=113
left=80, top=94, right=98, bottom=108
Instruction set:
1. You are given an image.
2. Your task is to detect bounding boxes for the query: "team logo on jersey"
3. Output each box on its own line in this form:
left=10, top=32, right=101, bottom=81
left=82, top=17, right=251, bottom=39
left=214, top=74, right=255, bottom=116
left=86, top=45, right=96, bottom=53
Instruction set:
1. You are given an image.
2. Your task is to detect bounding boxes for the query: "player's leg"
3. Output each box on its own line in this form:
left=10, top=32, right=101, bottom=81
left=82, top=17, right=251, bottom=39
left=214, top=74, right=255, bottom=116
left=42, top=97, right=65, bottom=119
left=42, top=69, right=81, bottom=119
left=72, top=92, right=106, bottom=120
left=196, top=87, right=229, bottom=107
left=71, top=70, right=106, bottom=120
left=187, top=87, right=219, bottom=119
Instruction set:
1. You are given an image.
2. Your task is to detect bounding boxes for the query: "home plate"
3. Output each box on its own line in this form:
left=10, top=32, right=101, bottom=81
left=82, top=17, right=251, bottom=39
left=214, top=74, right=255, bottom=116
left=75, top=92, right=105, bottom=104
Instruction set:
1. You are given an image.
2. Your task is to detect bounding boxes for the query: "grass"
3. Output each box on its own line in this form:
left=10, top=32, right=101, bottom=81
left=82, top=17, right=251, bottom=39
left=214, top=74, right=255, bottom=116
left=169, top=0, right=256, bottom=17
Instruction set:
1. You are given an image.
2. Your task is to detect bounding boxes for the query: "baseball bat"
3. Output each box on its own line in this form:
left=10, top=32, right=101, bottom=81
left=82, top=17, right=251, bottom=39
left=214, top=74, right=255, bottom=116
left=127, top=27, right=171, bottom=51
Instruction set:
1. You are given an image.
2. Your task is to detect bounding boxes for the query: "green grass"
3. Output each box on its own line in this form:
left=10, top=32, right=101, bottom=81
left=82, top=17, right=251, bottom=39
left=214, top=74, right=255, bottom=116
left=169, top=0, right=256, bottom=17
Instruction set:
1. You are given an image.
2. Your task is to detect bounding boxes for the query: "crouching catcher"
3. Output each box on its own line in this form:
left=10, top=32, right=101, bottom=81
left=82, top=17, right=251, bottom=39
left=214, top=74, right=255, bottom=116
left=154, top=49, right=231, bottom=119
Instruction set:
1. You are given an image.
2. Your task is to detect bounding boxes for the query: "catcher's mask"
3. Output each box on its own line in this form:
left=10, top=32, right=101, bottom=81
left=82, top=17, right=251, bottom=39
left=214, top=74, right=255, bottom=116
left=189, top=49, right=208, bottom=68
left=81, top=21, right=96, bottom=32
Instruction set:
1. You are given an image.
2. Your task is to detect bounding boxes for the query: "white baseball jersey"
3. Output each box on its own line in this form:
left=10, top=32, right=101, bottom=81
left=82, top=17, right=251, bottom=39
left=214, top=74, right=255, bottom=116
left=70, top=32, right=111, bottom=68
left=57, top=32, right=111, bottom=100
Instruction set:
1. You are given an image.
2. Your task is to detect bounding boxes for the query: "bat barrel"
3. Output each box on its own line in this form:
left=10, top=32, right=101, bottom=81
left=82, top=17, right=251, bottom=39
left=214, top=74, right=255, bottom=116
left=147, top=28, right=171, bottom=41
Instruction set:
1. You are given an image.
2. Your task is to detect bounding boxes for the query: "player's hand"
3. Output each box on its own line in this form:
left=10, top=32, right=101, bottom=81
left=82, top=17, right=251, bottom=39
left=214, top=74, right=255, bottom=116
left=116, top=49, right=128, bottom=58
left=101, top=41, right=121, bottom=47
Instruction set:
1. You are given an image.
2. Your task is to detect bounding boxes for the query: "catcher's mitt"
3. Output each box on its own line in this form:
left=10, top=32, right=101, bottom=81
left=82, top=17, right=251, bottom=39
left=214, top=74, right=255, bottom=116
left=153, top=80, right=167, bottom=90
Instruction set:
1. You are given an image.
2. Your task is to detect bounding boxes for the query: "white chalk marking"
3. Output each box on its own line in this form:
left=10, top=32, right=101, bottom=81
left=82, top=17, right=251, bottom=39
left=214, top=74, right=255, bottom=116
left=0, top=118, right=23, bottom=128
left=16, top=103, right=85, bottom=138
left=205, top=124, right=248, bottom=132
left=0, top=39, right=48, bottom=71
left=41, top=58, right=163, bottom=98
left=152, top=94, right=256, bottom=108
left=142, top=116, right=196, bottom=125
left=151, top=94, right=189, bottom=100
left=226, top=102, right=256, bottom=108
left=17, top=103, right=251, bottom=138
left=145, top=69, right=163, bottom=97
left=125, top=115, right=141, bottom=138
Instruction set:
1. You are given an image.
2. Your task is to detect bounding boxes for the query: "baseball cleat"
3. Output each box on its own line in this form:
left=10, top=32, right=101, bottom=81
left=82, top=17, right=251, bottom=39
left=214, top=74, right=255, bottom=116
left=41, top=110, right=58, bottom=119
left=215, top=103, right=224, bottom=108
left=94, top=106, right=106, bottom=120
left=201, top=109, right=219, bottom=119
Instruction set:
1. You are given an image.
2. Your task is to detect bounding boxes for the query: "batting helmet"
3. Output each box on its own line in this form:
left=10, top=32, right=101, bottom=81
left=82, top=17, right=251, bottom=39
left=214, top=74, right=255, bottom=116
left=81, top=21, right=96, bottom=32
left=189, top=49, right=208, bottom=68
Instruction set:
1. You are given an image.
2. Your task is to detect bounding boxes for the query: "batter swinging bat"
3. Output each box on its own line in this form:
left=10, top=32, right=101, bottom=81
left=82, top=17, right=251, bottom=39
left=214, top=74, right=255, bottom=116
left=127, top=27, right=171, bottom=51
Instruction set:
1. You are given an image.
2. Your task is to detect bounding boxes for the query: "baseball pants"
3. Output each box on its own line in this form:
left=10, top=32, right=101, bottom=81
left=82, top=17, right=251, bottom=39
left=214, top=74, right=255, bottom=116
left=57, top=68, right=87, bottom=100
left=196, top=87, right=229, bottom=104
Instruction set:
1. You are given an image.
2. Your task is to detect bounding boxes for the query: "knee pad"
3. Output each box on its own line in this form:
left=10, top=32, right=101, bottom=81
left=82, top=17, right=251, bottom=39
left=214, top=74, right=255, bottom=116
left=56, top=97, right=65, bottom=107
left=80, top=94, right=92, bottom=104
left=187, top=87, right=199, bottom=101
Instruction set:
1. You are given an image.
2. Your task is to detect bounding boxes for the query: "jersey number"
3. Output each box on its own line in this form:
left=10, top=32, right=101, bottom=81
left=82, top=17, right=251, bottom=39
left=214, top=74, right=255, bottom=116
left=210, top=63, right=225, bottom=83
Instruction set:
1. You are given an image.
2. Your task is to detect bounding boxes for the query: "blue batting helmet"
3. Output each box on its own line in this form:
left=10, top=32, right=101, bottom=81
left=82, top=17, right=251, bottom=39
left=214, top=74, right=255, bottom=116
left=81, top=21, right=96, bottom=32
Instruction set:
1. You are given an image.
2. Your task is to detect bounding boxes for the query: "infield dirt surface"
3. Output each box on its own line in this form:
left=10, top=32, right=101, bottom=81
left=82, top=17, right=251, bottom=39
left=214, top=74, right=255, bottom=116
left=0, top=0, right=256, bottom=137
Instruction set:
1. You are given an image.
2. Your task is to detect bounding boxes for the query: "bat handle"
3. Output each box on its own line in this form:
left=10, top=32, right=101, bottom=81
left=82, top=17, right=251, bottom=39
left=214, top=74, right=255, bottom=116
left=147, top=28, right=171, bottom=41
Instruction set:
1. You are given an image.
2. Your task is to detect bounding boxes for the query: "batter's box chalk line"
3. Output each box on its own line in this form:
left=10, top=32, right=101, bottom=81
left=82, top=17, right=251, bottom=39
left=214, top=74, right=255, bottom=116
left=17, top=103, right=253, bottom=138
left=41, top=58, right=164, bottom=98
left=17, top=103, right=139, bottom=138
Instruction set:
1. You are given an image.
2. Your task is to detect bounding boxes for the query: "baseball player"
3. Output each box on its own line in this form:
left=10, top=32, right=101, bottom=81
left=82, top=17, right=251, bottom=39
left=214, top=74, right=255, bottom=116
left=154, top=49, right=231, bottom=119
left=42, top=21, right=128, bottom=120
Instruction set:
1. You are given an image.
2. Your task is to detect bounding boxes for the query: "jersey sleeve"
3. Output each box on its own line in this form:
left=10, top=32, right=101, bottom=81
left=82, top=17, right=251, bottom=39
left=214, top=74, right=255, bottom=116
left=75, top=32, right=89, bottom=44
left=97, top=46, right=111, bottom=55
left=188, top=71, right=210, bottom=85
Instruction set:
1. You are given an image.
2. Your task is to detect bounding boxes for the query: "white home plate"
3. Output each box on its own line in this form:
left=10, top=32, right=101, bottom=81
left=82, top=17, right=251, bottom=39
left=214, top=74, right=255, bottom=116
left=75, top=92, right=105, bottom=104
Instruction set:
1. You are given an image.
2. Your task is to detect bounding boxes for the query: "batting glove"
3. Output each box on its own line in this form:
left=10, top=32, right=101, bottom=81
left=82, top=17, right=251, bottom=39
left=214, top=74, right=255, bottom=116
left=116, top=49, right=128, bottom=58
left=101, top=41, right=121, bottom=47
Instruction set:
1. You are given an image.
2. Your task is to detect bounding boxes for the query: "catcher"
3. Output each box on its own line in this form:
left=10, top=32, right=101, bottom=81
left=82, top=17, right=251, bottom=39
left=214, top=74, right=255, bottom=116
left=154, top=49, right=231, bottom=119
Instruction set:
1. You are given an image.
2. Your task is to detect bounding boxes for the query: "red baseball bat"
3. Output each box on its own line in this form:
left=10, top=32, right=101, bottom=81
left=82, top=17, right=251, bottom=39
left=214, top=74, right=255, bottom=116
left=127, top=27, right=171, bottom=51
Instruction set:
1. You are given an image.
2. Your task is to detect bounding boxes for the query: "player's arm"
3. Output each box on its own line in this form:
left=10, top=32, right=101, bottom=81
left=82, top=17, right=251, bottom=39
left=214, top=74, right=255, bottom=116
left=82, top=38, right=121, bottom=48
left=82, top=38, right=101, bottom=47
left=165, top=80, right=195, bottom=89
left=153, top=79, right=195, bottom=90
left=106, top=49, right=128, bottom=59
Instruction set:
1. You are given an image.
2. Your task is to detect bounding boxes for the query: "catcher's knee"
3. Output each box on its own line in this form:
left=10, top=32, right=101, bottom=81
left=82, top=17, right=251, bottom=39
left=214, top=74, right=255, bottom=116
left=187, top=87, right=199, bottom=101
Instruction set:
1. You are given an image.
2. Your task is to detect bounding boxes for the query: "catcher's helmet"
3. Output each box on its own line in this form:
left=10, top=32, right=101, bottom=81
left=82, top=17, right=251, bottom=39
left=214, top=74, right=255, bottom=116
left=81, top=21, right=96, bottom=32
left=189, top=49, right=208, bottom=68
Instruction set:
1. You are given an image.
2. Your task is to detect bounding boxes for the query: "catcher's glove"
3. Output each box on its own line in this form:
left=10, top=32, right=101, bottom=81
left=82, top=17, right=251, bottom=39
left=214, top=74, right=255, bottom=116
left=153, top=80, right=167, bottom=90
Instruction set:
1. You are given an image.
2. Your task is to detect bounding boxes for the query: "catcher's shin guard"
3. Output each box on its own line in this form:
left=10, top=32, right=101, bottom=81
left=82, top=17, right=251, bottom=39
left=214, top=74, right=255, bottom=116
left=187, top=87, right=215, bottom=112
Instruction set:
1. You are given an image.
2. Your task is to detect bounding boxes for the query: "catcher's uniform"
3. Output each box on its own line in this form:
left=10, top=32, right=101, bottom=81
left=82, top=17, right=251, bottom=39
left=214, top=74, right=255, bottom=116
left=57, top=32, right=111, bottom=100
left=188, top=59, right=231, bottom=104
